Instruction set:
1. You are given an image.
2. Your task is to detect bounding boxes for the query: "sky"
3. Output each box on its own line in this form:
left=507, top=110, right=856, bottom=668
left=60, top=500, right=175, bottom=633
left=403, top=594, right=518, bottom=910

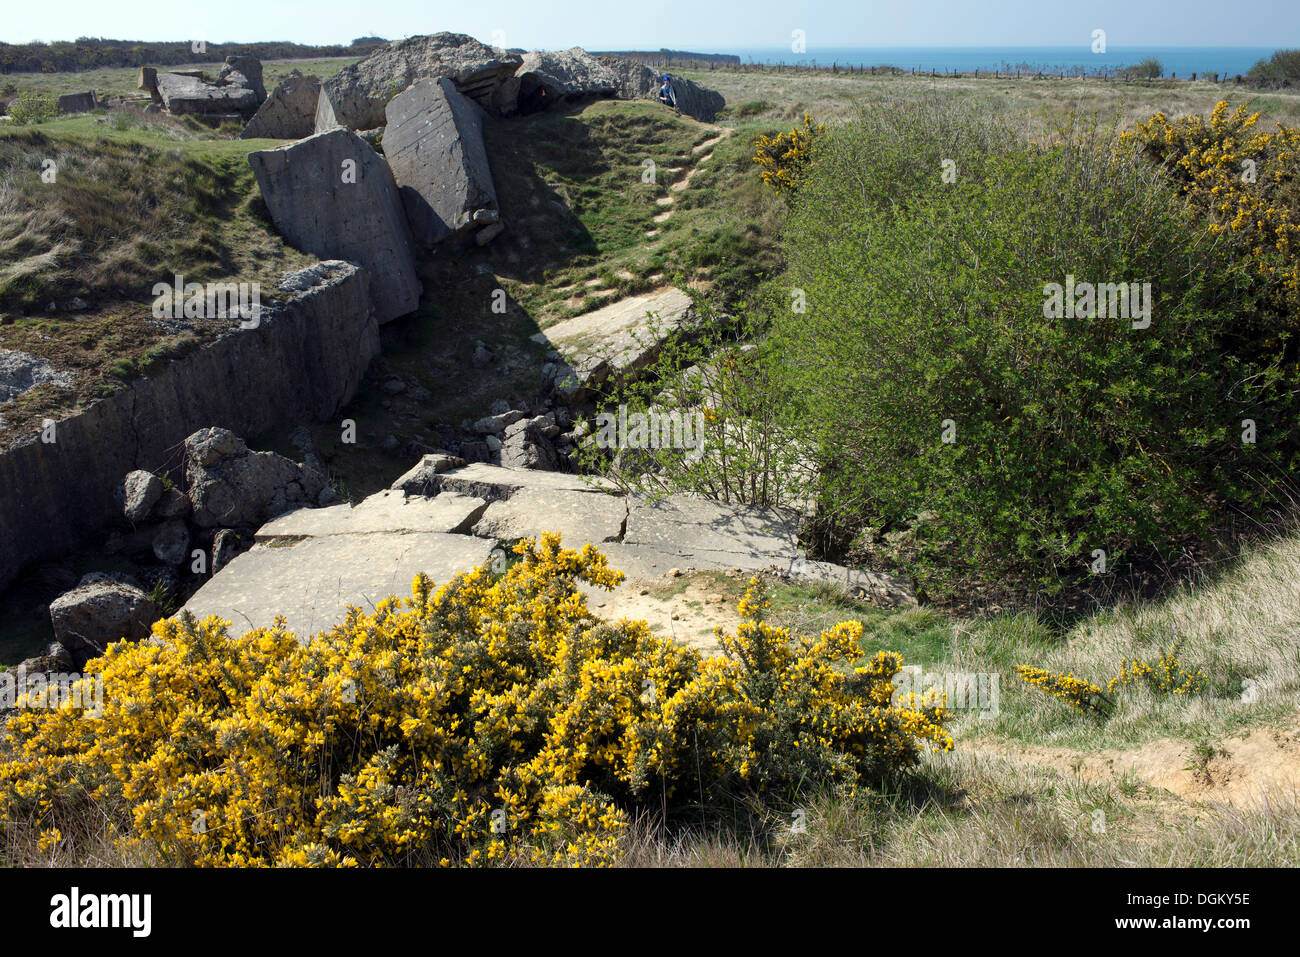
left=2, top=0, right=1298, bottom=49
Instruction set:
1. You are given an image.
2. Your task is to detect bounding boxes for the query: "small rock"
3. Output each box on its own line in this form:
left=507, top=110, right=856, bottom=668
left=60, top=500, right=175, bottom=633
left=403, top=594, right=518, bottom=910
left=382, top=378, right=407, bottom=394
left=152, top=519, right=190, bottom=566
left=212, top=529, right=251, bottom=573
left=155, top=487, right=191, bottom=520
left=669, top=567, right=683, bottom=578
left=485, top=434, right=503, bottom=452
left=118, top=470, right=163, bottom=524
left=49, top=580, right=157, bottom=666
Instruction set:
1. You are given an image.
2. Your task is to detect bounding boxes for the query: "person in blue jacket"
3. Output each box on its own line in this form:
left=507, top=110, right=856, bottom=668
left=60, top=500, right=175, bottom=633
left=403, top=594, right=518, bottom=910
left=658, top=74, right=677, bottom=109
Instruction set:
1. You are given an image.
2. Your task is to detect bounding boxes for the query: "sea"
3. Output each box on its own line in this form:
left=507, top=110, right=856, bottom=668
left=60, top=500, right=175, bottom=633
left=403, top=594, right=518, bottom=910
left=714, top=46, right=1279, bottom=78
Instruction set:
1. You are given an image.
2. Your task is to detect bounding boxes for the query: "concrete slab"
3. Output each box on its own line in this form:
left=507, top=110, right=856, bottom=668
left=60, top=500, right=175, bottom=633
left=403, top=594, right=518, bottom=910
left=624, top=495, right=801, bottom=561
left=530, top=287, right=695, bottom=401
left=471, top=487, right=627, bottom=547
left=431, top=462, right=618, bottom=503
left=255, top=489, right=487, bottom=541
left=181, top=531, right=497, bottom=639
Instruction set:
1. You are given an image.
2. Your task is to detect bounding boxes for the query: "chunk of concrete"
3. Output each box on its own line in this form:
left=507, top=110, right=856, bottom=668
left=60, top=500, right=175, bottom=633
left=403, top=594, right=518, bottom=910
left=256, top=489, right=487, bottom=540
left=56, top=91, right=96, bottom=114
left=471, top=487, right=627, bottom=547
left=384, top=78, right=500, bottom=246
left=242, top=70, right=321, bottom=139
left=530, top=287, right=696, bottom=402
left=156, top=72, right=260, bottom=115
left=248, top=128, right=421, bottom=323
left=181, top=532, right=497, bottom=638
left=429, top=462, right=618, bottom=503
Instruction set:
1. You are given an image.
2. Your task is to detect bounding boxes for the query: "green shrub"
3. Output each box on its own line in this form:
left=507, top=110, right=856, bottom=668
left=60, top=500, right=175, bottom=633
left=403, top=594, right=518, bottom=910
left=767, top=98, right=1291, bottom=591
left=6, top=91, right=57, bottom=125
left=1247, top=49, right=1300, bottom=87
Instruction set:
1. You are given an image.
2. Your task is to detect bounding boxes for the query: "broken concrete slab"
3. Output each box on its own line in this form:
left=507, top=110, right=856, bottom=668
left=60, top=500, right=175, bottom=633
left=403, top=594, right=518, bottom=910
left=56, top=91, right=96, bottom=114
left=428, top=462, right=618, bottom=503
left=512, top=48, right=620, bottom=113
left=242, top=70, right=321, bottom=139
left=156, top=71, right=260, bottom=115
left=471, top=487, right=627, bottom=548
left=624, top=494, right=802, bottom=560
left=321, top=33, right=524, bottom=129
left=181, top=531, right=497, bottom=638
left=384, top=77, right=500, bottom=247
left=256, top=489, right=487, bottom=541
left=530, top=287, right=696, bottom=402
left=248, top=128, right=421, bottom=323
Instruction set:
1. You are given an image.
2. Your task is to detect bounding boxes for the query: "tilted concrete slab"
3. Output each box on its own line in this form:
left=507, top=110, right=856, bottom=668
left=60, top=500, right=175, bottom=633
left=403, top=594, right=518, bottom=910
left=471, top=487, right=627, bottom=547
left=529, top=287, right=695, bottom=401
left=428, top=462, right=618, bottom=503
left=255, top=489, right=487, bottom=541
left=181, top=531, right=497, bottom=639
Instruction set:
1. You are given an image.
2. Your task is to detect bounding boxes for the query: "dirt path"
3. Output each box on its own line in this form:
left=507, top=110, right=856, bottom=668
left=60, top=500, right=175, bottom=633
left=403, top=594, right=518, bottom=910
left=646, top=126, right=734, bottom=236
left=973, top=719, right=1300, bottom=807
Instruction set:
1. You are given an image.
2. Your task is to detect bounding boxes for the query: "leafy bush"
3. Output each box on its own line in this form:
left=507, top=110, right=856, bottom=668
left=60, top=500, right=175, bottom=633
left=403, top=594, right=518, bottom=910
left=1247, top=49, right=1300, bottom=87
left=6, top=91, right=57, bottom=125
left=0, top=535, right=949, bottom=867
left=1121, top=57, right=1163, bottom=80
left=767, top=98, right=1293, bottom=590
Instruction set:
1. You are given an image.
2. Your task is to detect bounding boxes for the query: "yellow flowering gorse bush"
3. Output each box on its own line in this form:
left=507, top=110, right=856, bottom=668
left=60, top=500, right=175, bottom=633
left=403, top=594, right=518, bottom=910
left=753, top=112, right=826, bottom=196
left=0, top=534, right=949, bottom=867
left=1018, top=639, right=1205, bottom=719
left=1126, top=101, right=1300, bottom=320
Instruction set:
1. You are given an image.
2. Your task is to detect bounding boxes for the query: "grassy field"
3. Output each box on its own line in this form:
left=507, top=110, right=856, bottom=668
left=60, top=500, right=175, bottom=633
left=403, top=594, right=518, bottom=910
left=1, top=56, right=361, bottom=102
left=684, top=67, right=1300, bottom=130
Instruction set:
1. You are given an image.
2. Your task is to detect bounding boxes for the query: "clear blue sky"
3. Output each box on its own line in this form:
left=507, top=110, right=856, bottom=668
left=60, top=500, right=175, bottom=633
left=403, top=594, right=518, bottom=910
left=3, top=0, right=1298, bottom=49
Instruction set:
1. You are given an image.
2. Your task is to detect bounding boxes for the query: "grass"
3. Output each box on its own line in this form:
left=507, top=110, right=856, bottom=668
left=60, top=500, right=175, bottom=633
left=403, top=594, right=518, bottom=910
left=684, top=67, right=1300, bottom=132
left=2, top=56, right=360, bottom=102
left=0, top=114, right=314, bottom=446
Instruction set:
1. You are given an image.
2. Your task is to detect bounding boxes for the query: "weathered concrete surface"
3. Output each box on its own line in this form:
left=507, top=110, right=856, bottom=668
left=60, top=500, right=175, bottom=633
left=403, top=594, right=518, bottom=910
left=249, top=129, right=420, bottom=323
left=512, top=48, right=619, bottom=113
left=471, top=487, right=627, bottom=547
left=314, top=86, right=341, bottom=132
left=257, top=489, right=487, bottom=540
left=624, top=495, right=801, bottom=557
left=321, top=33, right=523, bottom=130
left=390, top=453, right=467, bottom=495
left=181, top=532, right=497, bottom=638
left=155, top=72, right=260, bottom=115
left=427, top=462, right=618, bottom=503
left=218, top=56, right=266, bottom=102
left=56, top=91, right=96, bottom=114
left=530, top=287, right=696, bottom=402
left=0, top=261, right=378, bottom=592
left=383, top=78, right=500, bottom=247
left=242, top=70, right=321, bottom=139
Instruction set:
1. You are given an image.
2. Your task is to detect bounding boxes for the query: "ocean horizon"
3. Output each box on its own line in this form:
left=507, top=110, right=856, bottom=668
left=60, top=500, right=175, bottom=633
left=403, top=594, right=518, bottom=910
left=709, top=45, right=1281, bottom=77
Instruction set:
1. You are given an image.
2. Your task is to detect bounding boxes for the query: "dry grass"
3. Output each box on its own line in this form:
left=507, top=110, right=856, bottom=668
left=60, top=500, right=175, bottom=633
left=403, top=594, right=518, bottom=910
left=686, top=68, right=1300, bottom=133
